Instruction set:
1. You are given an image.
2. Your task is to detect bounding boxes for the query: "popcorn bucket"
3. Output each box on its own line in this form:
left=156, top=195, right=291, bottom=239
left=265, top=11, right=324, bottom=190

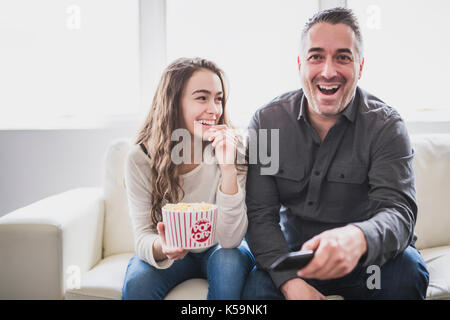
left=162, top=203, right=218, bottom=249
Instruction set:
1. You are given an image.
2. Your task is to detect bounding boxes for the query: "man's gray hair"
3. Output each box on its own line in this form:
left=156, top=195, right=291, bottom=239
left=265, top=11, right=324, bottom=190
left=300, top=7, right=363, bottom=61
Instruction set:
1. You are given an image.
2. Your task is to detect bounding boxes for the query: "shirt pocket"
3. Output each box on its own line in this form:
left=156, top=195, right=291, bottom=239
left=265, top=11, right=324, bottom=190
left=326, top=164, right=367, bottom=184
left=323, top=164, right=370, bottom=222
left=273, top=164, right=306, bottom=200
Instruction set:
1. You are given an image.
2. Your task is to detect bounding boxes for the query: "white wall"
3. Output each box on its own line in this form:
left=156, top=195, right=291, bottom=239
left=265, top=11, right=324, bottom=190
left=0, top=124, right=138, bottom=217
left=0, top=0, right=165, bottom=218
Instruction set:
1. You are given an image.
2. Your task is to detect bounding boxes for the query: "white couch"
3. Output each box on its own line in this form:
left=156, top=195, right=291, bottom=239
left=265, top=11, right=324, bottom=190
left=1, top=134, right=450, bottom=300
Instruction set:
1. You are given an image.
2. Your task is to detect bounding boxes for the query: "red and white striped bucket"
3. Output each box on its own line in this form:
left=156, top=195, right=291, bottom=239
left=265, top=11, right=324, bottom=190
left=162, top=205, right=218, bottom=249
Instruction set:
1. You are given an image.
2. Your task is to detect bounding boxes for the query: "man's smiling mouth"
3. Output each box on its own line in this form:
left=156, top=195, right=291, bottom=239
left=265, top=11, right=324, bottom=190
left=317, top=84, right=341, bottom=95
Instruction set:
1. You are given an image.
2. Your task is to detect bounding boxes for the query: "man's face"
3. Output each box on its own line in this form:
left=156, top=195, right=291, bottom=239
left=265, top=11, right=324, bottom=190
left=299, top=22, right=364, bottom=118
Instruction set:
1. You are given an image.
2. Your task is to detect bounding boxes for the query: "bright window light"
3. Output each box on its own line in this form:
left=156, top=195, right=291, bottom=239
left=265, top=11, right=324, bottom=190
left=0, top=0, right=140, bottom=129
left=166, top=0, right=318, bottom=129
left=348, top=0, right=450, bottom=121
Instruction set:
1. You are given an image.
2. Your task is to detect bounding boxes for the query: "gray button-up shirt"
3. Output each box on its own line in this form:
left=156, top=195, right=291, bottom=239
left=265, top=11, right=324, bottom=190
left=245, top=86, right=417, bottom=289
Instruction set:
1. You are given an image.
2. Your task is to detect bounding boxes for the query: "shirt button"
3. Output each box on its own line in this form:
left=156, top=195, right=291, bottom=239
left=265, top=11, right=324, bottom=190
left=340, top=173, right=345, bottom=179
left=307, top=201, right=314, bottom=206
left=314, top=171, right=320, bottom=176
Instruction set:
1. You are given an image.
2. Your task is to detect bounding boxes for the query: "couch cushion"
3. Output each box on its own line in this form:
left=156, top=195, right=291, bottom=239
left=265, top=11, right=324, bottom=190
left=102, top=139, right=135, bottom=257
left=65, top=253, right=209, bottom=300
left=165, top=279, right=208, bottom=300
left=411, top=134, right=450, bottom=250
left=420, top=246, right=450, bottom=300
left=65, top=253, right=133, bottom=300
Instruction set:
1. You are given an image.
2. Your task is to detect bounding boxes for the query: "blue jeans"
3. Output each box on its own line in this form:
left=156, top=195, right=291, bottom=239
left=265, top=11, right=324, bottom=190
left=242, top=245, right=429, bottom=300
left=122, top=241, right=255, bottom=300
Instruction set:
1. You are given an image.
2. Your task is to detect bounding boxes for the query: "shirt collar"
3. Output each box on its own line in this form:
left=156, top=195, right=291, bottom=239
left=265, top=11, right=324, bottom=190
left=297, top=87, right=359, bottom=123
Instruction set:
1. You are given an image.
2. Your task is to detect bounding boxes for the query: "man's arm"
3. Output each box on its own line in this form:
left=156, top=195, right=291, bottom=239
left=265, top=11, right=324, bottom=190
left=351, top=114, right=417, bottom=267
left=297, top=113, right=415, bottom=281
left=245, top=113, right=298, bottom=289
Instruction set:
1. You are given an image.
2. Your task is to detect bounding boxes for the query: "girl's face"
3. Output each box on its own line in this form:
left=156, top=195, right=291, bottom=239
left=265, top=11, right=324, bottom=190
left=179, top=69, right=224, bottom=140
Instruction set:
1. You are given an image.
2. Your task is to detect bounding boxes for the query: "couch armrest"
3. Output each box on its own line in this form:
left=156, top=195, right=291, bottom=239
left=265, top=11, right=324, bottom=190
left=0, top=187, right=104, bottom=299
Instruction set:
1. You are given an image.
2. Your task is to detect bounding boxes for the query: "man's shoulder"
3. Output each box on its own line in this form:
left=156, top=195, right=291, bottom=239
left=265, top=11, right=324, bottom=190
left=356, top=88, right=410, bottom=148
left=252, top=89, right=303, bottom=123
left=357, top=87, right=402, bottom=123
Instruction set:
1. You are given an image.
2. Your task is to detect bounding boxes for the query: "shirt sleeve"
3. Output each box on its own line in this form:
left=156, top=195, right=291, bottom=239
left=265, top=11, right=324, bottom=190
left=124, top=148, right=173, bottom=269
left=351, top=114, right=417, bottom=267
left=245, top=113, right=299, bottom=290
left=215, top=167, right=249, bottom=248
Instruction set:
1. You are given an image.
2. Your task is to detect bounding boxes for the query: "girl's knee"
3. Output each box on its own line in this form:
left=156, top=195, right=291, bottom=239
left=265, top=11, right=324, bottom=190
left=122, top=256, right=164, bottom=300
left=209, top=247, right=253, bottom=271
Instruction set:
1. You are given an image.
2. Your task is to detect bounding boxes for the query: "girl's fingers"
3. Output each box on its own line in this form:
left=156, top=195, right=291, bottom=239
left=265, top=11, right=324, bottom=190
left=209, top=129, right=237, bottom=144
left=209, top=124, right=228, bottom=131
left=212, top=134, right=238, bottom=150
left=157, top=222, right=167, bottom=246
left=167, top=248, right=189, bottom=261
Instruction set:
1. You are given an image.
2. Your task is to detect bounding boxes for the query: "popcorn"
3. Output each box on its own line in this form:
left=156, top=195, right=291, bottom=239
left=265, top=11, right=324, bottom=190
left=162, top=202, right=216, bottom=212
left=161, top=202, right=218, bottom=249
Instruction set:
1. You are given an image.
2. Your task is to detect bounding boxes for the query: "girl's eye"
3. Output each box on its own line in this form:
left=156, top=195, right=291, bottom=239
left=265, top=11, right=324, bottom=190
left=216, top=97, right=223, bottom=102
left=196, top=96, right=206, bottom=101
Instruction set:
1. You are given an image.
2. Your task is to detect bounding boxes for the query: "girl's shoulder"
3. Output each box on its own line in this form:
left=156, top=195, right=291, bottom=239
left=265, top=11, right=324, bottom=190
left=126, top=143, right=151, bottom=170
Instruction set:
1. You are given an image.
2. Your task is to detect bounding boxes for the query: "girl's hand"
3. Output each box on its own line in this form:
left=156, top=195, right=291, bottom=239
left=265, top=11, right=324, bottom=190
left=206, top=125, right=238, bottom=170
left=156, top=222, right=189, bottom=261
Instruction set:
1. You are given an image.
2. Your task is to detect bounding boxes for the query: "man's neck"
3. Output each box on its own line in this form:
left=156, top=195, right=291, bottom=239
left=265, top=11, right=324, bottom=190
left=306, top=105, right=339, bottom=142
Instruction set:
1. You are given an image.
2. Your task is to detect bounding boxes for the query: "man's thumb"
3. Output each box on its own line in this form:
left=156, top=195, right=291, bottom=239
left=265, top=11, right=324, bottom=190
left=301, top=236, right=320, bottom=251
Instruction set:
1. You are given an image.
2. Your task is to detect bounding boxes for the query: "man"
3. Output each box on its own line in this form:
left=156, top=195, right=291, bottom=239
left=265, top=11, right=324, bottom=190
left=243, top=7, right=429, bottom=300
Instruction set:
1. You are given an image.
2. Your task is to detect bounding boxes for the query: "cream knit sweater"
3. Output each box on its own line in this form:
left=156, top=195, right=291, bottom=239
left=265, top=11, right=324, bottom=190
left=124, top=144, right=248, bottom=269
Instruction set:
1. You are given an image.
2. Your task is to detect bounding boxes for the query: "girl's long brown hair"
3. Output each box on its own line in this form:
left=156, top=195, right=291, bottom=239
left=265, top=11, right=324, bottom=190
left=134, top=57, right=239, bottom=230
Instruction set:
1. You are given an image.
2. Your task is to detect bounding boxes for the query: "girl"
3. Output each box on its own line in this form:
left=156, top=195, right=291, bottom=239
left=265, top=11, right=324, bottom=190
left=122, top=57, right=254, bottom=300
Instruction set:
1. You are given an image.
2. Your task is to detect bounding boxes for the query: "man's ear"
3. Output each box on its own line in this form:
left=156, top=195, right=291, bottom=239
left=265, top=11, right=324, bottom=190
left=297, top=56, right=301, bottom=72
left=358, top=57, right=365, bottom=80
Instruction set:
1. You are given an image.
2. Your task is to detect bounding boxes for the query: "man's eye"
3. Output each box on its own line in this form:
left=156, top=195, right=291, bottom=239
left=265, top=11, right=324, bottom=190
left=309, top=54, right=322, bottom=60
left=337, top=55, right=352, bottom=62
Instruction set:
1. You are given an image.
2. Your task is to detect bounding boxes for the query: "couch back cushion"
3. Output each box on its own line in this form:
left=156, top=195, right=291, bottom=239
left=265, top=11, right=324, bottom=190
left=102, top=139, right=135, bottom=257
left=412, top=134, right=450, bottom=249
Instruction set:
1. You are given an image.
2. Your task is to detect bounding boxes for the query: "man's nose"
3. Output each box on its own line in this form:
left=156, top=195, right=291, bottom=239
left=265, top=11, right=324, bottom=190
left=321, top=57, right=338, bottom=79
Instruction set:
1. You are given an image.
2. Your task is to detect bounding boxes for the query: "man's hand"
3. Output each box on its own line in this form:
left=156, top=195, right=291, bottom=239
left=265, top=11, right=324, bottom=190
left=280, top=278, right=326, bottom=300
left=296, top=224, right=367, bottom=280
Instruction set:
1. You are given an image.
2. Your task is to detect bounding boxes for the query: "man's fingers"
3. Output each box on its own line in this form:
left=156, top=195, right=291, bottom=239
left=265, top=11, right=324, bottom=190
left=298, top=238, right=331, bottom=278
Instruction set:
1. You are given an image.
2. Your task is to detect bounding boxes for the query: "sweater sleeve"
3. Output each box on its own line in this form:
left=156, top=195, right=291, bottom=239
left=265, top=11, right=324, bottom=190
left=124, top=148, right=173, bottom=269
left=215, top=167, right=248, bottom=248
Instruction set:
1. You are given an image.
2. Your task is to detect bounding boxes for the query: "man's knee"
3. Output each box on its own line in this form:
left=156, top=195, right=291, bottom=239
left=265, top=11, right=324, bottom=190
left=242, top=266, right=284, bottom=300
left=375, top=246, right=429, bottom=299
